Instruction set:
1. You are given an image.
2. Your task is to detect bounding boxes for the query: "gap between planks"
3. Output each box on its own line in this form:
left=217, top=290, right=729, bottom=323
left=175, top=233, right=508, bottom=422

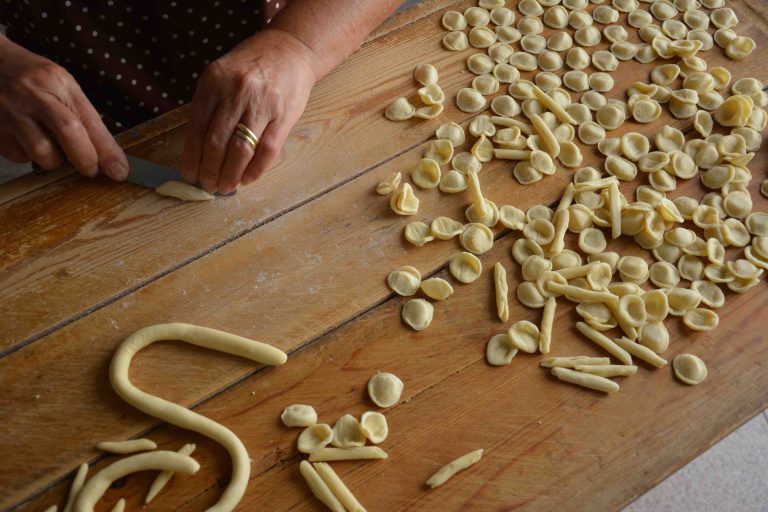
left=9, top=107, right=757, bottom=510
left=6, top=0, right=767, bottom=358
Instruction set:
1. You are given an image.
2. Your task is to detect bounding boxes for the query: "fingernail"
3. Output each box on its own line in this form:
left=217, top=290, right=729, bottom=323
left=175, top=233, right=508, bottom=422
left=200, top=181, right=217, bottom=193
left=106, top=163, right=128, bottom=180
left=85, top=166, right=99, bottom=178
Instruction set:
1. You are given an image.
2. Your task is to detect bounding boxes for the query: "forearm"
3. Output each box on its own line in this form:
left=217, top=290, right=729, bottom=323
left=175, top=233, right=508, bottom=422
left=267, top=0, right=403, bottom=81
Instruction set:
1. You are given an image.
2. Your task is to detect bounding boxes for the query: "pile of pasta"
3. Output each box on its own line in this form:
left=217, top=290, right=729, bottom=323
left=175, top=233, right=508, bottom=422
left=381, top=0, right=766, bottom=393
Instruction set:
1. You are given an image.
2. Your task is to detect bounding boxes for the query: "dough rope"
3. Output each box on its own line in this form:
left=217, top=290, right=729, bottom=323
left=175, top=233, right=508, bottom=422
left=108, top=323, right=287, bottom=512
left=96, top=438, right=156, bottom=454
left=62, top=462, right=88, bottom=512
left=73, top=451, right=199, bottom=511
left=145, top=443, right=197, bottom=504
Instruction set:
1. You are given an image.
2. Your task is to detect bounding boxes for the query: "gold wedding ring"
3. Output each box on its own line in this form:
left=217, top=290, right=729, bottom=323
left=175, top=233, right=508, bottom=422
left=234, top=123, right=259, bottom=150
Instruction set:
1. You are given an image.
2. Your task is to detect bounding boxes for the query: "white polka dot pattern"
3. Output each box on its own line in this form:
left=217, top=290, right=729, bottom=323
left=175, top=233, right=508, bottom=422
left=1, top=0, right=288, bottom=131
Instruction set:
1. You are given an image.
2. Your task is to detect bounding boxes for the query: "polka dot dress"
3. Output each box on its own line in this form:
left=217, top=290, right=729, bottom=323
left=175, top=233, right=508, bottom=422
left=1, top=0, right=287, bottom=132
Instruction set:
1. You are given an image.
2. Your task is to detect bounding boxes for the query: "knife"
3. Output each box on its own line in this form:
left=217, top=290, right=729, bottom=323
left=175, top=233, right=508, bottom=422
left=125, top=154, right=183, bottom=189
left=125, top=155, right=235, bottom=196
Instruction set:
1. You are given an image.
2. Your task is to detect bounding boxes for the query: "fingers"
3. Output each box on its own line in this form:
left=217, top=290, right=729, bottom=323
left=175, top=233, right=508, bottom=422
left=0, top=136, right=29, bottom=163
left=37, top=99, right=98, bottom=176
left=216, top=112, right=268, bottom=193
left=241, top=121, right=288, bottom=186
left=196, top=99, right=245, bottom=192
left=181, top=83, right=220, bottom=187
left=72, top=92, right=128, bottom=180
left=14, top=116, right=64, bottom=171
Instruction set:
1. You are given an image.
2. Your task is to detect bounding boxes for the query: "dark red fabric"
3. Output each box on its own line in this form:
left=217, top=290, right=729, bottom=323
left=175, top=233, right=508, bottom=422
left=1, top=0, right=287, bottom=132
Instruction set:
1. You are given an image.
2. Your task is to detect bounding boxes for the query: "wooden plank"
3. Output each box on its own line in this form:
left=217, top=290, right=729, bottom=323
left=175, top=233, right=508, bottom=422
left=1, top=0, right=766, bottom=357
left=4, top=82, right=768, bottom=512
left=14, top=196, right=767, bottom=511
left=2, top=6, right=768, bottom=505
left=0, top=0, right=481, bottom=351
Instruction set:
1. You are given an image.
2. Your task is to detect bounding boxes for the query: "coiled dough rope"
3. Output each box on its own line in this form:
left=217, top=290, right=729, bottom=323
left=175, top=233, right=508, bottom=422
left=106, top=323, right=288, bottom=512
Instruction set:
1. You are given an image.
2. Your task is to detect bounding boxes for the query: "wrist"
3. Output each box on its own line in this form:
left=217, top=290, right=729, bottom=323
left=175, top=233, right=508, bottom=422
left=257, top=27, right=327, bottom=82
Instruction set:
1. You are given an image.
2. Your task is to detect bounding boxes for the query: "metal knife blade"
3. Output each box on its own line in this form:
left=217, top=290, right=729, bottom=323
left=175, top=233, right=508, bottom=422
left=125, top=154, right=183, bottom=189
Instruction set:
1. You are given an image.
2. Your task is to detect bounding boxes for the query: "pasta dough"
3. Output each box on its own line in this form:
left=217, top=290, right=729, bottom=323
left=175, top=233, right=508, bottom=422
left=673, top=354, right=708, bottom=385
left=450, top=252, right=483, bottom=283
left=96, top=438, right=157, bottom=454
left=421, top=277, right=454, bottom=300
left=74, top=452, right=200, bottom=512
left=156, top=181, right=214, bottom=202
left=387, top=266, right=421, bottom=296
left=426, top=449, right=484, bottom=489
left=63, top=463, right=88, bottom=512
left=145, top=443, right=197, bottom=504
left=108, top=323, right=287, bottom=512
left=313, top=462, right=368, bottom=512
left=402, top=299, right=434, bottom=331
left=368, top=372, right=404, bottom=408
left=550, top=367, right=619, bottom=393
left=494, top=262, right=509, bottom=322
left=390, top=183, right=420, bottom=215
left=309, top=447, right=388, bottom=462
left=331, top=414, right=366, bottom=448
left=299, top=460, right=345, bottom=512
left=460, top=223, right=495, bottom=255
left=360, top=412, right=388, bottom=445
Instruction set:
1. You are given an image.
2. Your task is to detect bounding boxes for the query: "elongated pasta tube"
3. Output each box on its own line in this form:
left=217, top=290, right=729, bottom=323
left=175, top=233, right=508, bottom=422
left=551, top=367, right=619, bottom=393
left=426, top=449, right=484, bottom=488
left=575, top=322, right=633, bottom=365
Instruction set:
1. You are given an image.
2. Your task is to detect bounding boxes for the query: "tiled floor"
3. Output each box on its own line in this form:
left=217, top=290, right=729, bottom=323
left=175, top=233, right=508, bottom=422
left=625, top=411, right=768, bottom=511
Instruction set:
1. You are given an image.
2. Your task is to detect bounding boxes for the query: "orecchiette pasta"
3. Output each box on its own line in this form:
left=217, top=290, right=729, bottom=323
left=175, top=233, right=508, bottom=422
left=385, top=97, right=415, bottom=121
left=390, top=183, right=419, bottom=215
left=592, top=50, right=620, bottom=71
left=412, top=158, right=441, bottom=189
left=456, top=88, right=487, bottom=113
left=442, top=11, right=467, bottom=31
left=473, top=74, right=500, bottom=95
left=465, top=6, right=491, bottom=27
left=469, top=26, right=497, bottom=48
left=436, top=123, right=465, bottom=148
left=442, top=31, right=469, bottom=51
left=574, top=26, right=602, bottom=47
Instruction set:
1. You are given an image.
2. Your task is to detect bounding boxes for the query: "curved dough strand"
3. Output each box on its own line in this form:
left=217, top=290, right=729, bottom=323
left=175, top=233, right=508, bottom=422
left=145, top=443, right=197, bottom=504
left=109, top=323, right=287, bottom=512
left=73, top=451, right=200, bottom=512
left=62, top=462, right=88, bottom=512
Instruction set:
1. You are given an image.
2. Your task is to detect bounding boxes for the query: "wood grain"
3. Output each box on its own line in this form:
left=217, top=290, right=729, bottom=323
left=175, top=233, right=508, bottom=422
left=1, top=0, right=766, bottom=358
left=3, top=0, right=768, bottom=510
left=0, top=0, right=467, bottom=350
left=4, top=72, right=768, bottom=509
left=15, top=200, right=767, bottom=511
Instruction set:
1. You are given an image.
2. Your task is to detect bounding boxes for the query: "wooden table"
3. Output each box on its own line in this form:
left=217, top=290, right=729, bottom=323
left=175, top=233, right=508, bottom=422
left=2, top=1, right=768, bottom=510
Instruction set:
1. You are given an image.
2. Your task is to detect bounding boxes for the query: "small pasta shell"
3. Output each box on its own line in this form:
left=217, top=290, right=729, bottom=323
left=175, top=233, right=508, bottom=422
left=456, top=88, right=487, bottom=113
left=402, top=299, right=434, bottom=331
left=682, top=308, right=719, bottom=331
left=442, top=31, right=469, bottom=51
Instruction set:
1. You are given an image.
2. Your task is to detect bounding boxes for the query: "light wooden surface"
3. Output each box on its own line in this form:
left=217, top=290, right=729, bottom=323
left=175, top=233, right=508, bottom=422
left=1, top=0, right=767, bottom=511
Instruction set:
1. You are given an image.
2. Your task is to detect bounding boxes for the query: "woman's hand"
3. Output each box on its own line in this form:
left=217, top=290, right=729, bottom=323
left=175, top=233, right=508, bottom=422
left=0, top=36, right=128, bottom=179
left=181, top=28, right=318, bottom=194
